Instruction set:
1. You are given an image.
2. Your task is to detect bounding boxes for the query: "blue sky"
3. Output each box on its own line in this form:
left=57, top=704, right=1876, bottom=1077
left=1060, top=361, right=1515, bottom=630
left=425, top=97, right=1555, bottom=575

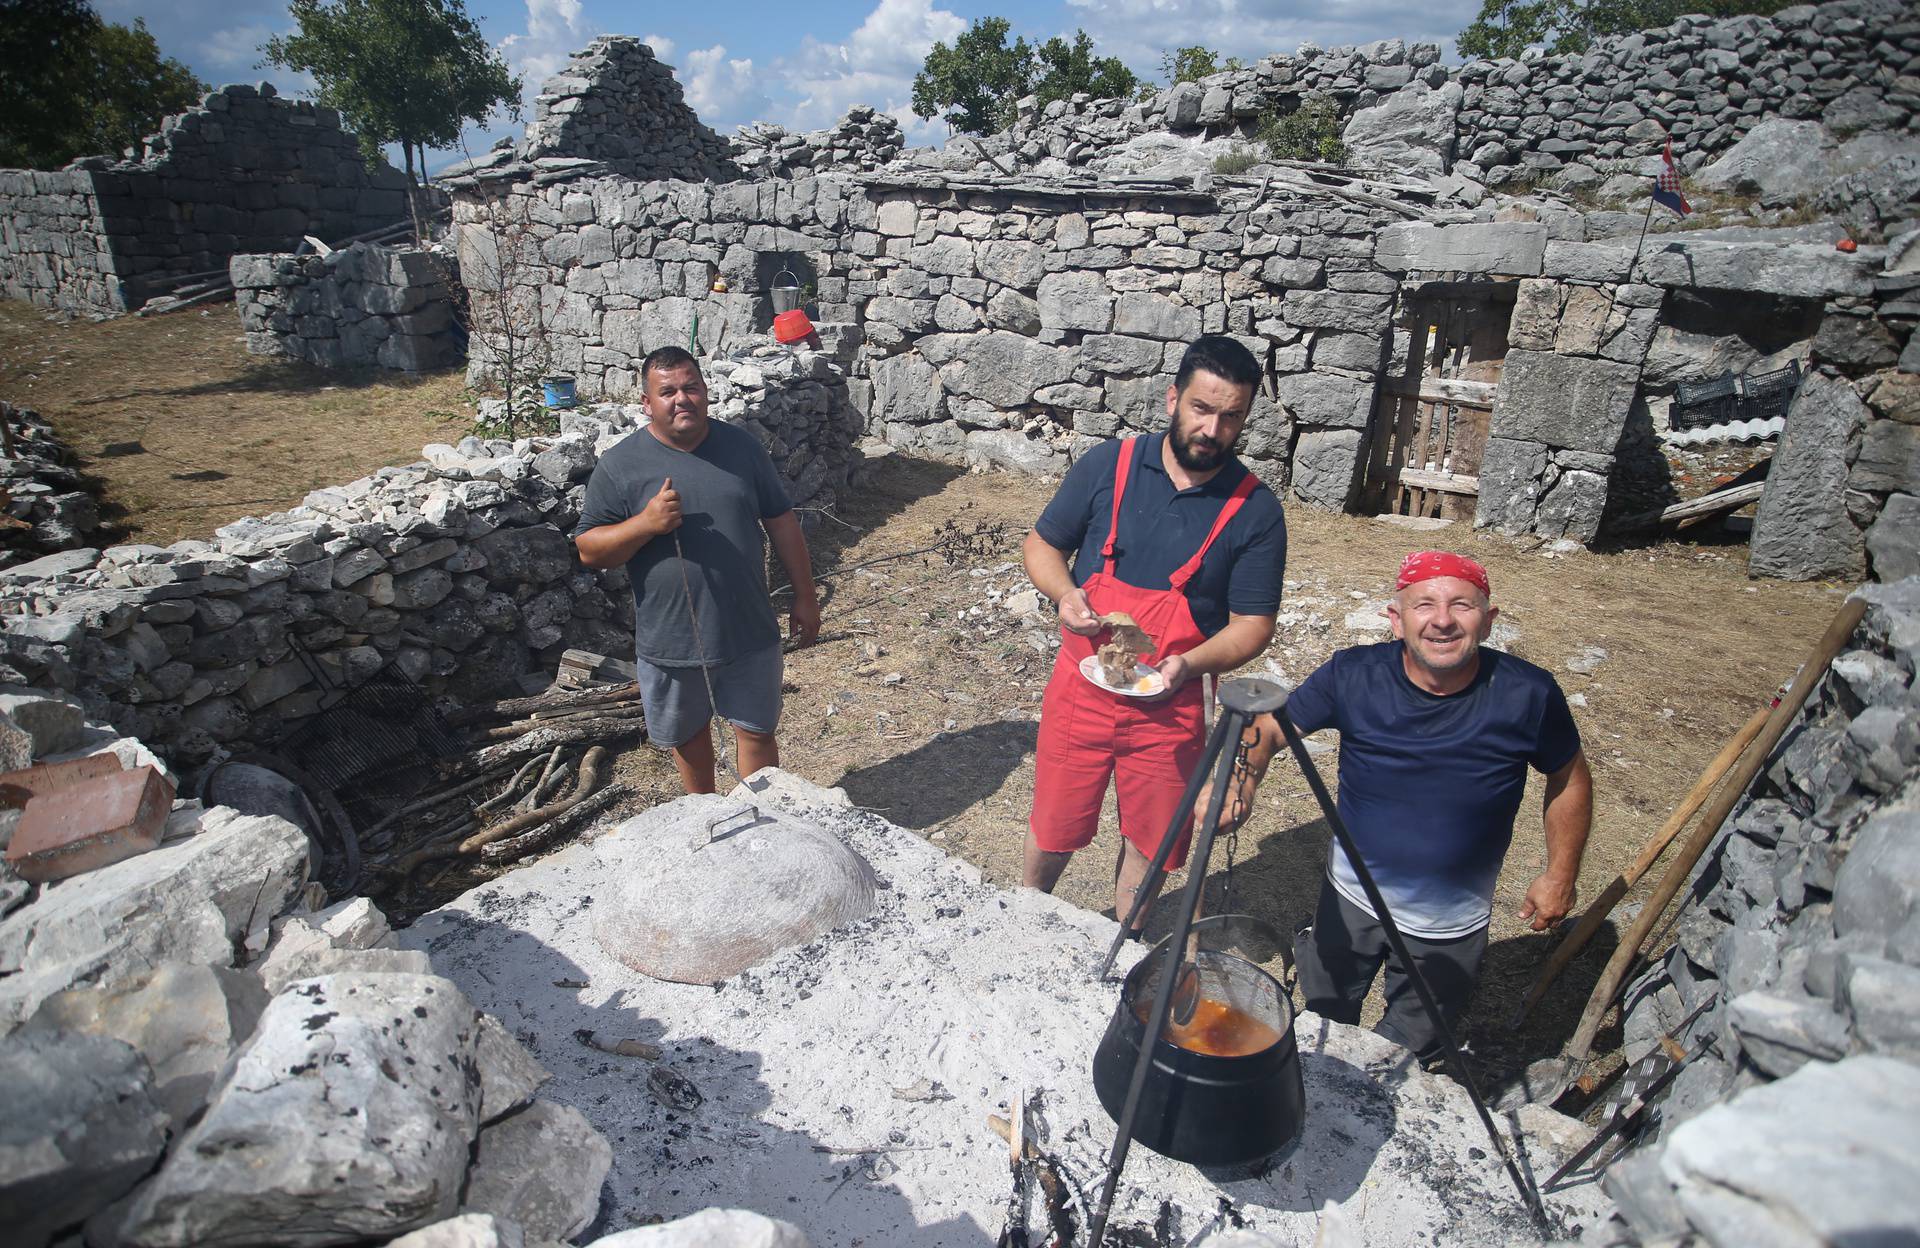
left=98, top=0, right=1482, bottom=167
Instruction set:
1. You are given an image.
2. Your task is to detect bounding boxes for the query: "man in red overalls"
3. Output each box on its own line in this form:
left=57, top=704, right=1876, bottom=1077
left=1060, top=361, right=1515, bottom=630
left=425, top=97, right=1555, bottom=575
left=1022, top=335, right=1288, bottom=935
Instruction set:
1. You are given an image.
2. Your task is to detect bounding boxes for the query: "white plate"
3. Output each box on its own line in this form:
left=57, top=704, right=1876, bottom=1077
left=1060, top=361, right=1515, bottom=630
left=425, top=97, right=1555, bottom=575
left=1079, top=654, right=1166, bottom=698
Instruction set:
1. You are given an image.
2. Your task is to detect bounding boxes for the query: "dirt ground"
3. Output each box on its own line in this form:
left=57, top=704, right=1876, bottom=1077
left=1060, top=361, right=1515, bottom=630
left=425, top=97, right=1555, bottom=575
left=2, top=297, right=1850, bottom=1099
left=0, top=299, right=471, bottom=545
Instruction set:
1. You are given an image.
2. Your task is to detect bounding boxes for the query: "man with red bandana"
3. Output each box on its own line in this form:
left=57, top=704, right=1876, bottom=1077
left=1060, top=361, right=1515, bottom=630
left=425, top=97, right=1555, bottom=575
left=1219, top=550, right=1592, bottom=1060
left=1022, top=335, right=1287, bottom=934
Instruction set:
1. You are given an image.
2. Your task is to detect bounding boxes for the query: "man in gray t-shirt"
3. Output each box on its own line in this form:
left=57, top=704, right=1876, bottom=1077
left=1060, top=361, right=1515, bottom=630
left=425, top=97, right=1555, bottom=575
left=574, top=346, right=820, bottom=794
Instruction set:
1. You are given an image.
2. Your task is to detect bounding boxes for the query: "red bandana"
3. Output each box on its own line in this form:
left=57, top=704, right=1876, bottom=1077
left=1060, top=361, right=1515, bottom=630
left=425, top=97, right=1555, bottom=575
left=1396, top=550, right=1490, bottom=598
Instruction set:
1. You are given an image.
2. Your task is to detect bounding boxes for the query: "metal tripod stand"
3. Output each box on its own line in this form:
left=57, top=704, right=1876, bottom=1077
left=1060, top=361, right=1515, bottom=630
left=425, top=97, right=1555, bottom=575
left=1085, top=678, right=1548, bottom=1245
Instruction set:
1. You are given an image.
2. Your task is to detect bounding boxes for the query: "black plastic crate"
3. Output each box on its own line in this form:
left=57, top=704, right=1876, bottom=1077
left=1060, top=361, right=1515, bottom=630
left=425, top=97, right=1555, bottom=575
left=1673, top=373, right=1740, bottom=431
left=1738, top=359, right=1802, bottom=423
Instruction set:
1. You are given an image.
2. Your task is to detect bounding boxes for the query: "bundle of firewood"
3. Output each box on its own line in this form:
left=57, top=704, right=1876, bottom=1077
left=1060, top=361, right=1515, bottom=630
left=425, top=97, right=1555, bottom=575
left=362, top=682, right=646, bottom=882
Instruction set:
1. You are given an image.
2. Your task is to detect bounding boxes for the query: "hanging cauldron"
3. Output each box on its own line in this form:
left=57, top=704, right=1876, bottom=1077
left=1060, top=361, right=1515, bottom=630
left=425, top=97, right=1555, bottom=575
left=1092, top=916, right=1305, bottom=1168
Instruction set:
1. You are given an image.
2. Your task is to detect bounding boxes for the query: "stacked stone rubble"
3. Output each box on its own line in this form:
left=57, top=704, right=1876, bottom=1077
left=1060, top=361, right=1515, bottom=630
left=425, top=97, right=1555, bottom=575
left=0, top=83, right=410, bottom=316
left=734, top=106, right=906, bottom=177
left=520, top=36, right=741, bottom=183
left=0, top=699, right=618, bottom=1246
left=948, top=0, right=1915, bottom=184
left=1593, top=578, right=1920, bottom=1246
left=231, top=242, right=462, bottom=373
left=0, top=404, right=103, bottom=562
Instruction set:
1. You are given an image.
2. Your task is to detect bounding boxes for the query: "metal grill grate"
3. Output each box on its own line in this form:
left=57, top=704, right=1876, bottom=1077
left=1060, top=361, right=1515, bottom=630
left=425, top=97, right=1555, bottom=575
left=275, top=640, right=465, bottom=793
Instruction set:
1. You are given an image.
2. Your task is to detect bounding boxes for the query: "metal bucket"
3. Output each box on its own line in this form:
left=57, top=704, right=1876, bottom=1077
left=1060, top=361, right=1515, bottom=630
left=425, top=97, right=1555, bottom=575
left=770, top=268, right=802, bottom=314
left=1092, top=915, right=1304, bottom=1168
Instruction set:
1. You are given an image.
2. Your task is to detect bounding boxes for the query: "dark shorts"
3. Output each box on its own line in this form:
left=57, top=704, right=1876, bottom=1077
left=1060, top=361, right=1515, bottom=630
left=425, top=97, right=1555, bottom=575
left=635, top=644, right=784, bottom=749
left=1295, top=878, right=1489, bottom=1061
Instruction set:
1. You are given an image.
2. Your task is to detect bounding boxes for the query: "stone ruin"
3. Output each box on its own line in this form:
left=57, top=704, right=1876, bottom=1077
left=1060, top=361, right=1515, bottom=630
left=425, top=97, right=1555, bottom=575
left=2, top=5, right=1920, bottom=1239
left=0, top=83, right=411, bottom=315
left=733, top=106, right=908, bottom=178
left=951, top=0, right=1916, bottom=188
left=231, top=242, right=464, bottom=373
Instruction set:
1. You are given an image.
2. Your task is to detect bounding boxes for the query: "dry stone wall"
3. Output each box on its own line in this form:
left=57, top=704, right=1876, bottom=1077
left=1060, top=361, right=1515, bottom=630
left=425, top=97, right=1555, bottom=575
left=453, top=170, right=1406, bottom=509
left=231, top=243, right=462, bottom=373
left=1595, top=579, right=1920, bottom=1247
left=734, top=107, right=907, bottom=178
left=952, top=0, right=1914, bottom=186
left=0, top=350, right=852, bottom=764
left=0, top=84, right=410, bottom=316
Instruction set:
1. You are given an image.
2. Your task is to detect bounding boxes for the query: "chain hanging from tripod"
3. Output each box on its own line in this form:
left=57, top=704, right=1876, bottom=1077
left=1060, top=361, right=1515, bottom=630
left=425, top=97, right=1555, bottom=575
left=1218, top=734, right=1251, bottom=916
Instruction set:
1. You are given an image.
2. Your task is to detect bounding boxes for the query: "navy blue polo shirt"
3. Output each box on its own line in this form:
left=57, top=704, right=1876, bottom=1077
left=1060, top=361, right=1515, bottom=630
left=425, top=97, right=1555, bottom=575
left=1288, top=641, right=1583, bottom=938
left=1034, top=434, right=1287, bottom=637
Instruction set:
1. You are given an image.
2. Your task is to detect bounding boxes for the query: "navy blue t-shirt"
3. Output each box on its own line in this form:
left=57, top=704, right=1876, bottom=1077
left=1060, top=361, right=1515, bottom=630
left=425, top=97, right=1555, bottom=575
left=1033, top=434, right=1287, bottom=637
left=1288, top=641, right=1582, bottom=937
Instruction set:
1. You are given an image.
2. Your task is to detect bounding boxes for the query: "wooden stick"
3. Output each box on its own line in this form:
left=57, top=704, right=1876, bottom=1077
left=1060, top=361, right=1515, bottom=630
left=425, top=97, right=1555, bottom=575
left=1511, top=701, right=1770, bottom=1025
left=475, top=752, right=550, bottom=815
left=448, top=682, right=642, bottom=725
left=478, top=781, right=628, bottom=863
left=460, top=746, right=609, bottom=852
left=479, top=705, right=646, bottom=741
left=519, top=751, right=578, bottom=814
left=1564, top=596, right=1868, bottom=1061
left=442, top=721, right=641, bottom=780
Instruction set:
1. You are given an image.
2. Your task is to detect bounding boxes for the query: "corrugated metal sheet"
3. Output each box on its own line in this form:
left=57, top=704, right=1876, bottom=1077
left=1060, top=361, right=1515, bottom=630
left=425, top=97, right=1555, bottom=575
left=1660, top=417, right=1785, bottom=447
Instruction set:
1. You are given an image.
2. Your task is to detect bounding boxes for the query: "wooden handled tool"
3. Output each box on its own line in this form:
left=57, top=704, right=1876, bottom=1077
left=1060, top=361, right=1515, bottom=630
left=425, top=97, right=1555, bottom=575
left=1563, top=595, right=1867, bottom=1062
left=1510, top=702, right=1769, bottom=1026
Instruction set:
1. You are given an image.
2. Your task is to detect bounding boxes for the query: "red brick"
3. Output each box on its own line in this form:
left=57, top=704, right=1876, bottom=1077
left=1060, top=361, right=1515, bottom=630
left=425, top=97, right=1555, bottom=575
left=6, top=766, right=176, bottom=883
left=0, top=753, right=126, bottom=811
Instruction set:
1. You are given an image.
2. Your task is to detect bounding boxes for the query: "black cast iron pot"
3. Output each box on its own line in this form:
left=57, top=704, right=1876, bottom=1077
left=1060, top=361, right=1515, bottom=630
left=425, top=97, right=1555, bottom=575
left=1092, top=922, right=1305, bottom=1169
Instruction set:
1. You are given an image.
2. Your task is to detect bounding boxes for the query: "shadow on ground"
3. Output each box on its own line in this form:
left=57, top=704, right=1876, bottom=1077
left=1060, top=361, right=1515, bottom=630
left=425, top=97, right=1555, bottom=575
left=837, top=718, right=1037, bottom=830
left=72, top=360, right=467, bottom=405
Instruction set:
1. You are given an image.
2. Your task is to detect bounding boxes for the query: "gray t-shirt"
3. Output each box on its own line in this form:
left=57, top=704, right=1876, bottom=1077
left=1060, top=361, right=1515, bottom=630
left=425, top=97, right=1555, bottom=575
left=573, top=420, right=792, bottom=667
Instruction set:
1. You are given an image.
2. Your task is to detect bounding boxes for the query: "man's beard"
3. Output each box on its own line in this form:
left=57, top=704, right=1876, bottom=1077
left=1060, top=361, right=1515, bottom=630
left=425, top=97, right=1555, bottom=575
left=1169, top=421, right=1230, bottom=471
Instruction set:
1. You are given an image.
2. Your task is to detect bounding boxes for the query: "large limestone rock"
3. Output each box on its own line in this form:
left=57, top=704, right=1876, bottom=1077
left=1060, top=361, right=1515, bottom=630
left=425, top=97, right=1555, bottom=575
left=390, top=1213, right=525, bottom=1248
left=1342, top=81, right=1463, bottom=176
left=0, top=1031, right=169, bottom=1248
left=914, top=331, right=1074, bottom=408
left=111, top=972, right=488, bottom=1247
left=1489, top=350, right=1639, bottom=454
left=462, top=1100, right=612, bottom=1242
left=0, top=806, right=309, bottom=1031
left=593, top=794, right=878, bottom=985
left=21, top=961, right=269, bottom=1130
left=587, top=1208, right=810, bottom=1246
left=1659, top=1055, right=1920, bottom=1245
left=1750, top=372, right=1869, bottom=581
left=1375, top=222, right=1546, bottom=276
left=1696, top=118, right=1837, bottom=201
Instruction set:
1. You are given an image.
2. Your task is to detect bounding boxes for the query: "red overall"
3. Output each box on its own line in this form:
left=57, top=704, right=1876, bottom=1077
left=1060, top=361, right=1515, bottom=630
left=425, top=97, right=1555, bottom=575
left=1030, top=436, right=1259, bottom=870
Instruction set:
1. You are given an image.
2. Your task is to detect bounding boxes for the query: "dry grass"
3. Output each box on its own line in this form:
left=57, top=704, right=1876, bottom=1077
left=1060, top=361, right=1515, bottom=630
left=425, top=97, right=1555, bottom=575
left=0, top=299, right=474, bottom=546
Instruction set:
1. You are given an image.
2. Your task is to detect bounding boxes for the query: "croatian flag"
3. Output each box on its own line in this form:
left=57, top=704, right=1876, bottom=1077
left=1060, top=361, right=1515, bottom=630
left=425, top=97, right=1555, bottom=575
left=1652, top=138, right=1691, bottom=217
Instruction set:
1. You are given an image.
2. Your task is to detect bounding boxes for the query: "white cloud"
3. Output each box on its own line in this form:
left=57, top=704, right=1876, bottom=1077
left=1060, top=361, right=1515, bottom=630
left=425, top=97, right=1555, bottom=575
left=642, top=34, right=677, bottom=61
left=773, top=0, right=966, bottom=144
left=497, top=0, right=592, bottom=100
left=679, top=45, right=773, bottom=129
left=203, top=23, right=276, bottom=75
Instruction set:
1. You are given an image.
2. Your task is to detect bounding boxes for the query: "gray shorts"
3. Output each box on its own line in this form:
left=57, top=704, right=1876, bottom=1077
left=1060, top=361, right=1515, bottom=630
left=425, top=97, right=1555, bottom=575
left=636, top=643, right=784, bottom=749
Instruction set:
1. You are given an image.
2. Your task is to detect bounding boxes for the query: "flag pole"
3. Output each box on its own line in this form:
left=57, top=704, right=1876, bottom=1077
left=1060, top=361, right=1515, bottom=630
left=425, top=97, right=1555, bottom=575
left=1625, top=191, right=1657, bottom=286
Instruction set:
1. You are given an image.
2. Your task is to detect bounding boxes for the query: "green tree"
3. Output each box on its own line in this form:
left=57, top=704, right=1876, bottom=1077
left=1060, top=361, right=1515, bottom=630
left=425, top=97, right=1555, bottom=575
left=911, top=16, right=1034, bottom=135
left=1459, top=0, right=1789, bottom=58
left=912, top=20, right=1139, bottom=135
left=1159, top=45, right=1243, bottom=86
left=0, top=0, right=205, bottom=169
left=262, top=0, right=520, bottom=233
left=1031, top=31, right=1138, bottom=111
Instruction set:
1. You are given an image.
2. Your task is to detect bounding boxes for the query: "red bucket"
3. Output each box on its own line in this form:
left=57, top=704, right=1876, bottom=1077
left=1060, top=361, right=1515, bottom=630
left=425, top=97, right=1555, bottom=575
left=773, top=308, right=816, bottom=344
